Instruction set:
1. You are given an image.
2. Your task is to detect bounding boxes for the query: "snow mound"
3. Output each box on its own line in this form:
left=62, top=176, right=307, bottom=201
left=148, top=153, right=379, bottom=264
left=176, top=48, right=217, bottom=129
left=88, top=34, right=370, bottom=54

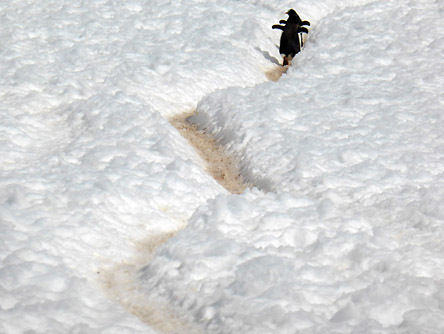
left=143, top=190, right=444, bottom=333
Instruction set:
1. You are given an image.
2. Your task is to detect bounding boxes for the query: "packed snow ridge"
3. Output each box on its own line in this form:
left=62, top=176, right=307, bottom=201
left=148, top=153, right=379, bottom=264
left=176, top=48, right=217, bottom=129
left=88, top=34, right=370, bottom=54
left=1, top=0, right=444, bottom=333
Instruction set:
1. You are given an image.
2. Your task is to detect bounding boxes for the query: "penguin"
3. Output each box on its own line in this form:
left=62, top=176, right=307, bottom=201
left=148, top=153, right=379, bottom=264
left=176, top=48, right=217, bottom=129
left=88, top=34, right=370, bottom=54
left=272, top=9, right=310, bottom=66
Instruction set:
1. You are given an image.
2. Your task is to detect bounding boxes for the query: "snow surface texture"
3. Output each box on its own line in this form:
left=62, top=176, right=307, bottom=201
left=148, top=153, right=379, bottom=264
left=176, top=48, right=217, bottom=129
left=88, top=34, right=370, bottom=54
left=0, top=0, right=276, bottom=332
left=2, top=0, right=444, bottom=333
left=142, top=0, right=444, bottom=333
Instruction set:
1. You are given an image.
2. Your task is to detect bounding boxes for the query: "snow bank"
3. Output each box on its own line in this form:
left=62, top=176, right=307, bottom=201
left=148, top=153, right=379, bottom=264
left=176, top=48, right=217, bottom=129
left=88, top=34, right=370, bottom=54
left=142, top=0, right=444, bottom=332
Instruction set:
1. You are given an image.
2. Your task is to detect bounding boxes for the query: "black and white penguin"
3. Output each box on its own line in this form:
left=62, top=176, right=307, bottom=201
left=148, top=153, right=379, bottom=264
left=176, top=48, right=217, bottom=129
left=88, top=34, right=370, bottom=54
left=272, top=9, right=310, bottom=66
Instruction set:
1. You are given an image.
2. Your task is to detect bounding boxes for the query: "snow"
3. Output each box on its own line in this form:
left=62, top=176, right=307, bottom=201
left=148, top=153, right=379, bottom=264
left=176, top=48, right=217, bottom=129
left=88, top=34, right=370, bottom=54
left=1, top=0, right=444, bottom=333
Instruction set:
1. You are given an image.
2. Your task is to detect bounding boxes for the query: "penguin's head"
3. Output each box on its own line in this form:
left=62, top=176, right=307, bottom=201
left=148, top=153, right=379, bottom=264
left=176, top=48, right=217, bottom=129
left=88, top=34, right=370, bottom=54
left=286, top=9, right=301, bottom=23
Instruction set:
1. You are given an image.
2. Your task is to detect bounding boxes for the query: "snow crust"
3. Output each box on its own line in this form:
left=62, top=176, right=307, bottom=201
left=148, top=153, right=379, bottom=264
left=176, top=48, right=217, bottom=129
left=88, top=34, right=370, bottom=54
left=1, top=0, right=444, bottom=333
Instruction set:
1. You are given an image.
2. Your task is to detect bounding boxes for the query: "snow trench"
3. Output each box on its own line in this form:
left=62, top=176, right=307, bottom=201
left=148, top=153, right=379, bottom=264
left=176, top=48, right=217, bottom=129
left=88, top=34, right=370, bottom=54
left=100, top=231, right=204, bottom=334
left=169, top=111, right=249, bottom=195
left=99, top=106, right=256, bottom=332
left=169, top=62, right=290, bottom=194
left=102, top=61, right=286, bottom=331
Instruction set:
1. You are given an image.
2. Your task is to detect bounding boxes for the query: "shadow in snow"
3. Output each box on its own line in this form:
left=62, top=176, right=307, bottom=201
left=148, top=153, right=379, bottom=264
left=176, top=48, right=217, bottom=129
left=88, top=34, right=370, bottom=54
left=256, top=47, right=280, bottom=65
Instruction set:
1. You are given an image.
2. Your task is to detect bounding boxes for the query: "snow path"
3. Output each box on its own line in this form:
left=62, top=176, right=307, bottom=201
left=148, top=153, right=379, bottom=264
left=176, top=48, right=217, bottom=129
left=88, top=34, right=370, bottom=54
left=170, top=111, right=249, bottom=195
left=265, top=66, right=288, bottom=82
left=100, top=52, right=287, bottom=329
left=103, top=63, right=283, bottom=330
left=100, top=231, right=203, bottom=334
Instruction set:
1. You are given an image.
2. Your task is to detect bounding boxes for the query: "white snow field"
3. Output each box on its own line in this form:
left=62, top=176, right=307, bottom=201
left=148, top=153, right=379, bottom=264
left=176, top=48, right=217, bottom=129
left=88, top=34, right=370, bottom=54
left=1, top=0, right=443, bottom=334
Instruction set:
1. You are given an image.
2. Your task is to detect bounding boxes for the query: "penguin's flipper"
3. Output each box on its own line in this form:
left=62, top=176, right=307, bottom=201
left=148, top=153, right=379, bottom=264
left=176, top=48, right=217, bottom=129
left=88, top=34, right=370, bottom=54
left=272, top=24, right=285, bottom=30
left=298, top=27, right=309, bottom=34
left=301, top=20, right=311, bottom=26
left=279, top=19, right=287, bottom=24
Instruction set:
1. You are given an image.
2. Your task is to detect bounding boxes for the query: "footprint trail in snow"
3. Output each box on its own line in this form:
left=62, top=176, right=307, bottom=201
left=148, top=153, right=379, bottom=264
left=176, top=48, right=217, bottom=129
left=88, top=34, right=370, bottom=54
left=104, top=65, right=284, bottom=331
left=169, top=111, right=249, bottom=195
left=100, top=232, right=203, bottom=334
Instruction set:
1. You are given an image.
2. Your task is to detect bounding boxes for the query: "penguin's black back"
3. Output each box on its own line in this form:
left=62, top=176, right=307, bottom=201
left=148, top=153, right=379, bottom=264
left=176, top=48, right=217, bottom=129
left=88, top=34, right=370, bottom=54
left=279, top=24, right=301, bottom=56
left=279, top=11, right=302, bottom=57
